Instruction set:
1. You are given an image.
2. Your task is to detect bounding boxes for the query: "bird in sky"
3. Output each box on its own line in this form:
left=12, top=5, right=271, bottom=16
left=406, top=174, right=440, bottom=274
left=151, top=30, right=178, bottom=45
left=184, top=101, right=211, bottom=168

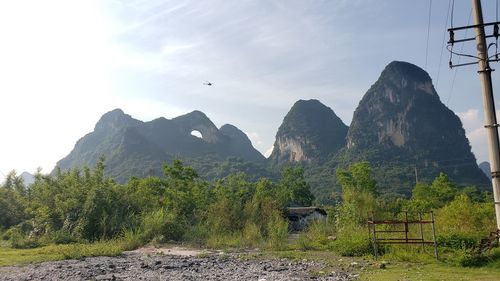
left=203, top=81, right=213, bottom=86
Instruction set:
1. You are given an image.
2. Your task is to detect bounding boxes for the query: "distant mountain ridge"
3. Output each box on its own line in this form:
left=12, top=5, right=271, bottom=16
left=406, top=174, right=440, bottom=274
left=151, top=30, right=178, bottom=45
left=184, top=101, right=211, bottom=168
left=20, top=172, right=35, bottom=186
left=54, top=60, right=489, bottom=200
left=55, top=109, right=265, bottom=182
left=479, top=161, right=491, bottom=180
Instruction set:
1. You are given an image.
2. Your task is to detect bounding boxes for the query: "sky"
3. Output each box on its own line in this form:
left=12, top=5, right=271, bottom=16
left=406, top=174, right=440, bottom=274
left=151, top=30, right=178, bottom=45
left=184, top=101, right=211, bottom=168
left=1, top=0, right=500, bottom=176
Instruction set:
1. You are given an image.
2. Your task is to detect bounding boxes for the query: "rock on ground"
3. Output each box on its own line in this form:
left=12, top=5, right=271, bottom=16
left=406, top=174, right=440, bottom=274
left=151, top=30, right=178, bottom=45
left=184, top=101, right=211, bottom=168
left=0, top=251, right=359, bottom=281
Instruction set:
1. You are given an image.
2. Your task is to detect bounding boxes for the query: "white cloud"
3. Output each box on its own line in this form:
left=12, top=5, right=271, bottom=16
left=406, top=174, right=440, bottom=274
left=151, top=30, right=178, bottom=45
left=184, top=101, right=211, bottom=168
left=457, top=109, right=500, bottom=163
left=264, top=145, right=274, bottom=158
left=245, top=132, right=263, bottom=147
left=161, top=42, right=198, bottom=56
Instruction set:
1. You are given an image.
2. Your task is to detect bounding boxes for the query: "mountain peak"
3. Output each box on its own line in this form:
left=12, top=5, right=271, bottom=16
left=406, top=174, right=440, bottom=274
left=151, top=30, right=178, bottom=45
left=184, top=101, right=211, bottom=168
left=294, top=99, right=324, bottom=106
left=383, top=61, right=431, bottom=81
left=344, top=61, right=489, bottom=193
left=376, top=61, right=437, bottom=98
left=94, top=109, right=141, bottom=132
left=270, top=99, right=348, bottom=164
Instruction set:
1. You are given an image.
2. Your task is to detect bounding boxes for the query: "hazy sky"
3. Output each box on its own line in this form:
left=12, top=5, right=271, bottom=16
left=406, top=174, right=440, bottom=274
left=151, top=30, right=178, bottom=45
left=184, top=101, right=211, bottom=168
left=1, top=0, right=499, bottom=176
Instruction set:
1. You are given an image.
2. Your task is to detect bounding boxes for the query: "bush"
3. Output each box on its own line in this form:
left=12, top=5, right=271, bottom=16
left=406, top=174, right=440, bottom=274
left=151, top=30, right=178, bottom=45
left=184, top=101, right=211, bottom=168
left=453, top=246, right=500, bottom=267
left=295, top=220, right=336, bottom=251
left=242, top=222, right=262, bottom=248
left=140, top=209, right=183, bottom=242
left=3, top=227, right=40, bottom=249
left=266, top=212, right=289, bottom=250
left=332, top=225, right=371, bottom=256
left=436, top=233, right=479, bottom=249
left=436, top=195, right=494, bottom=237
left=459, top=252, right=491, bottom=267
left=50, top=230, right=78, bottom=245
left=121, top=228, right=143, bottom=251
left=183, top=223, right=209, bottom=245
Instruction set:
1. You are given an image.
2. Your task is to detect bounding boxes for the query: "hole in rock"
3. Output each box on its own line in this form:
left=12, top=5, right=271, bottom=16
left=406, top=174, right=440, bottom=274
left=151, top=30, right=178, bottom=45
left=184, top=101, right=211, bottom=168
left=191, top=130, right=203, bottom=139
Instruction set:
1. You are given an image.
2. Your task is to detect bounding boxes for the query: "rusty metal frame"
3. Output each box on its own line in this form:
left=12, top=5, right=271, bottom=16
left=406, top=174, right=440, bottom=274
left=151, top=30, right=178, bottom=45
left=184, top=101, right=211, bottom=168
left=367, top=211, right=438, bottom=259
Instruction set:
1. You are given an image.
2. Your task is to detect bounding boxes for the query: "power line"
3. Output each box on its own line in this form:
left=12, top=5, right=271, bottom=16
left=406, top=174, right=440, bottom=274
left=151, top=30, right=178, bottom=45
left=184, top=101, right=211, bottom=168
left=425, top=0, right=433, bottom=70
left=447, top=8, right=473, bottom=106
left=435, top=0, right=452, bottom=89
left=451, top=0, right=455, bottom=28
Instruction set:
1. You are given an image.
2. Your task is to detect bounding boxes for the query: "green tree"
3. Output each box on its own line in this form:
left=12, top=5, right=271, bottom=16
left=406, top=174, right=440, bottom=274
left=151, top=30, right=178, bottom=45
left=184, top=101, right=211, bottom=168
left=279, top=166, right=314, bottom=206
left=437, top=194, right=495, bottom=236
left=430, top=172, right=457, bottom=204
left=207, top=173, right=254, bottom=234
left=410, top=172, right=458, bottom=210
left=245, top=178, right=286, bottom=235
left=0, top=187, right=26, bottom=229
left=154, top=160, right=211, bottom=240
left=336, top=162, right=378, bottom=224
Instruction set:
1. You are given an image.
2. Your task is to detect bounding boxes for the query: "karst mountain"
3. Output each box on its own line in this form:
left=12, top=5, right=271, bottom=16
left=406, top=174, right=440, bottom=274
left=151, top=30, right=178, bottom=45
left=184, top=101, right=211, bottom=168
left=55, top=109, right=266, bottom=182
left=337, top=61, right=489, bottom=194
left=269, top=99, right=348, bottom=165
left=54, top=60, right=489, bottom=199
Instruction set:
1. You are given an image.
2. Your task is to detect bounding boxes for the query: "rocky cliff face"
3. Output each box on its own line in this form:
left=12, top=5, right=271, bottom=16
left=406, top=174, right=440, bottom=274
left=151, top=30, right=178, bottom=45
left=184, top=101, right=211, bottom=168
left=55, top=109, right=265, bottom=182
left=269, top=99, right=348, bottom=165
left=342, top=61, right=489, bottom=193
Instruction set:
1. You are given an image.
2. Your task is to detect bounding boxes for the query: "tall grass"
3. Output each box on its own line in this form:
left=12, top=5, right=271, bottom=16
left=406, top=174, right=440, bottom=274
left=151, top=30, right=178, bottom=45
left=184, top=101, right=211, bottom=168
left=266, top=213, right=289, bottom=250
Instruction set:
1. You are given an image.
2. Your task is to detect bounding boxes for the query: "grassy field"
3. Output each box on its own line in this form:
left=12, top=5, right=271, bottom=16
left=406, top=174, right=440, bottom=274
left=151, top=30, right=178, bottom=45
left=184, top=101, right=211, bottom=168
left=361, top=262, right=500, bottom=281
left=0, top=241, right=128, bottom=267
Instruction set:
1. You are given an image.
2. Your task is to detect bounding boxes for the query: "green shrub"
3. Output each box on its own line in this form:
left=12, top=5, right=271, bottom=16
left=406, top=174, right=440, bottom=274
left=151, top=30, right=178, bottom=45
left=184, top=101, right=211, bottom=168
left=437, top=233, right=479, bottom=249
left=459, top=252, right=491, bottom=267
left=141, top=208, right=183, bottom=242
left=332, top=225, right=371, bottom=256
left=50, top=230, right=78, bottom=245
left=455, top=247, right=500, bottom=268
left=436, top=195, right=494, bottom=237
left=4, top=227, right=40, bottom=249
left=183, top=223, right=209, bottom=245
left=242, top=222, right=262, bottom=248
left=266, top=212, right=289, bottom=250
left=121, top=228, right=143, bottom=251
left=295, top=220, right=336, bottom=251
left=296, top=234, right=313, bottom=251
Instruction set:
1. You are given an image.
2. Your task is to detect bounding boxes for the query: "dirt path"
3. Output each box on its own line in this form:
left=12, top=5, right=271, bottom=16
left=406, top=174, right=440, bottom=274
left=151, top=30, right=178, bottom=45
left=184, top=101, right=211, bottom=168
left=0, top=246, right=359, bottom=280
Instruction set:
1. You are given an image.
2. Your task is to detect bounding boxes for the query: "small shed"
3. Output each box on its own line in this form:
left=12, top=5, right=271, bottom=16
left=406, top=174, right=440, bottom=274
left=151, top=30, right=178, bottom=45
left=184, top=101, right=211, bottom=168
left=286, top=207, right=327, bottom=232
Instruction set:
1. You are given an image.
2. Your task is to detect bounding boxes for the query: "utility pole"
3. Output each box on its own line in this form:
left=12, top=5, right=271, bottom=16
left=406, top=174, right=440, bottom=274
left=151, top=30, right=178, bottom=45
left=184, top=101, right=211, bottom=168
left=471, top=0, right=500, bottom=234
left=448, top=0, right=500, bottom=236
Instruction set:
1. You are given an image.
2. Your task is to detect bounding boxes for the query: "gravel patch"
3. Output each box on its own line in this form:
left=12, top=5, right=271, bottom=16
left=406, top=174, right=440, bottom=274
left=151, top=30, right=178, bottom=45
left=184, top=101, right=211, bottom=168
left=0, top=250, right=359, bottom=281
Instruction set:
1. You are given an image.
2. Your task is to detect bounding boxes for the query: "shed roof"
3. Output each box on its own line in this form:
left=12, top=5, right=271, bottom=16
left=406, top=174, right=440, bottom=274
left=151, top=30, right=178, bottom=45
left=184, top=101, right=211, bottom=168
left=287, top=207, right=327, bottom=217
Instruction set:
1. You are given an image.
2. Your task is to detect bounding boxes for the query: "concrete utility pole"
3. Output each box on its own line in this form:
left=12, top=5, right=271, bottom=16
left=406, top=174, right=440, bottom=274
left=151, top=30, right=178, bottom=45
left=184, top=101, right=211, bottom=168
left=471, top=0, right=500, bottom=233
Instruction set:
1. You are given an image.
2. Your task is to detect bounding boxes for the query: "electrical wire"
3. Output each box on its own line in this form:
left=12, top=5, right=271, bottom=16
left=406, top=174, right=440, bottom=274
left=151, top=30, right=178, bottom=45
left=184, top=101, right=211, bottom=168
left=435, top=0, right=453, bottom=90
left=451, top=0, right=455, bottom=28
left=425, top=0, right=433, bottom=70
left=447, top=8, right=473, bottom=106
left=446, top=44, right=481, bottom=60
left=448, top=0, right=455, bottom=69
